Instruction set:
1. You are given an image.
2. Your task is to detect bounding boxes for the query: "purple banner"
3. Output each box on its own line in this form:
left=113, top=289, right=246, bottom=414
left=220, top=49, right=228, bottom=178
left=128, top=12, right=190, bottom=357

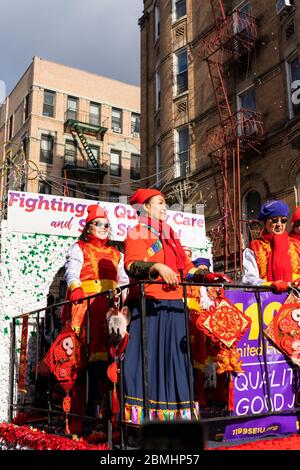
left=223, top=290, right=300, bottom=441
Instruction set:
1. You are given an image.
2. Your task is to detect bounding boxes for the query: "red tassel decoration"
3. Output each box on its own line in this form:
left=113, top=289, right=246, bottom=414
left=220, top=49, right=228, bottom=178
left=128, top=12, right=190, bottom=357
left=228, top=374, right=235, bottom=412
left=112, top=383, right=119, bottom=422
left=63, top=394, right=71, bottom=434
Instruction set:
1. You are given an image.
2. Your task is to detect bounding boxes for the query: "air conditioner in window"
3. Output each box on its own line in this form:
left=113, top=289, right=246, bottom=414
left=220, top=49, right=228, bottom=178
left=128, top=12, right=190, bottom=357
left=133, top=132, right=140, bottom=138
left=113, top=126, right=121, bottom=133
left=276, top=0, right=292, bottom=15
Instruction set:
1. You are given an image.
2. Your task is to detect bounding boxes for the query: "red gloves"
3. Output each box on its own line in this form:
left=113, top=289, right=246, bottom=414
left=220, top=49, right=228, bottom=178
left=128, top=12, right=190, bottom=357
left=271, top=280, right=289, bottom=294
left=204, top=272, right=232, bottom=284
left=70, top=287, right=84, bottom=303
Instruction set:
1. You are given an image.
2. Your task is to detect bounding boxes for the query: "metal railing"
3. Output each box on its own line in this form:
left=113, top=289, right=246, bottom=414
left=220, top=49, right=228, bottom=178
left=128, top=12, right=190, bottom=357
left=8, top=281, right=300, bottom=449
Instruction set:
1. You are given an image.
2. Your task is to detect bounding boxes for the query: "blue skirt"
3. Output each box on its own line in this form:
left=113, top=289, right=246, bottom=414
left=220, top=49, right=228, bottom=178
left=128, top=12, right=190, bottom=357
left=123, top=299, right=198, bottom=423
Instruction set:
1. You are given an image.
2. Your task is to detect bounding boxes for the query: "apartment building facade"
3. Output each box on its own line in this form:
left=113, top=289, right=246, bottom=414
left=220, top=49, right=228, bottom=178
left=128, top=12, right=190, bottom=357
left=0, top=57, right=141, bottom=209
left=140, top=0, right=300, bottom=266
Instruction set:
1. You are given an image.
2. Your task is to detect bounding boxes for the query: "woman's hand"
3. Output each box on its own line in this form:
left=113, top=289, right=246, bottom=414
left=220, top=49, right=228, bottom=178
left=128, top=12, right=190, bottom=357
left=150, top=263, right=180, bottom=286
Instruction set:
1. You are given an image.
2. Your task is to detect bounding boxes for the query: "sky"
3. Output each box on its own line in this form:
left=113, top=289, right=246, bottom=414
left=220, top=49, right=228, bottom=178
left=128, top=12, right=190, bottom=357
left=0, top=0, right=142, bottom=99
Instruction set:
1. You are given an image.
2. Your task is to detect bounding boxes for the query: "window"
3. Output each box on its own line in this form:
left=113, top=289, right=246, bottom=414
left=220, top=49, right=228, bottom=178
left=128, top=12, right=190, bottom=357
left=84, top=187, right=98, bottom=199
left=110, top=150, right=121, bottom=176
left=40, top=134, right=54, bottom=164
left=174, top=49, right=188, bottom=95
left=287, top=57, right=300, bottom=119
left=67, top=96, right=78, bottom=120
left=89, top=102, right=100, bottom=125
left=131, top=113, right=140, bottom=135
left=109, top=192, right=120, bottom=202
left=88, top=145, right=99, bottom=168
left=112, top=108, right=122, bottom=133
left=39, top=180, right=51, bottom=194
left=43, top=90, right=55, bottom=117
left=24, top=94, right=30, bottom=121
left=64, top=140, right=76, bottom=166
left=173, top=0, right=186, bottom=21
left=156, top=71, right=161, bottom=110
left=174, top=127, right=189, bottom=178
left=234, top=1, right=251, bottom=35
left=130, top=154, right=140, bottom=180
left=8, top=115, right=13, bottom=140
left=237, top=86, right=257, bottom=136
left=156, top=143, right=161, bottom=186
left=155, top=2, right=160, bottom=40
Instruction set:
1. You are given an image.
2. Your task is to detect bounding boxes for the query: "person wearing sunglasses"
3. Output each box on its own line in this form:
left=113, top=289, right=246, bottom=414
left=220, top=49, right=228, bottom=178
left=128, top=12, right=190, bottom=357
left=123, top=188, right=231, bottom=428
left=242, top=200, right=300, bottom=292
left=62, top=204, right=128, bottom=434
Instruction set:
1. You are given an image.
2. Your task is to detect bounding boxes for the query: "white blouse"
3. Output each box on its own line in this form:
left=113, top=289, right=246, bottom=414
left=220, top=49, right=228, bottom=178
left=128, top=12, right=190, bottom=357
left=242, top=247, right=264, bottom=286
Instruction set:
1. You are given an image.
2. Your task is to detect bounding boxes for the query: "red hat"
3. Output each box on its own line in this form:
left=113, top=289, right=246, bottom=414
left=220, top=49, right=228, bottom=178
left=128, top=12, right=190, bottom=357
left=292, top=206, right=300, bottom=224
left=86, top=204, right=108, bottom=224
left=129, top=188, right=163, bottom=206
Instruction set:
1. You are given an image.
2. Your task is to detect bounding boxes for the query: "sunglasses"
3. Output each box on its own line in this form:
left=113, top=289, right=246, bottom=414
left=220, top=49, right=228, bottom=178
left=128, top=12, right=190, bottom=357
left=294, top=221, right=300, bottom=228
left=90, top=222, right=109, bottom=228
left=269, top=217, right=288, bottom=224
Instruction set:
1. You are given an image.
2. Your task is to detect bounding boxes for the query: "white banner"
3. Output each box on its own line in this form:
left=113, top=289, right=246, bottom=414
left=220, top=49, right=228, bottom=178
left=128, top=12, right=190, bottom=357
left=7, top=191, right=206, bottom=247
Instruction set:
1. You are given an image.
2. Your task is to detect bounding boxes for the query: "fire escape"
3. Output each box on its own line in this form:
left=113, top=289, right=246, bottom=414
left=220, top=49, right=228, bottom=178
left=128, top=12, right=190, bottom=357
left=200, top=0, right=264, bottom=274
left=63, top=109, right=108, bottom=197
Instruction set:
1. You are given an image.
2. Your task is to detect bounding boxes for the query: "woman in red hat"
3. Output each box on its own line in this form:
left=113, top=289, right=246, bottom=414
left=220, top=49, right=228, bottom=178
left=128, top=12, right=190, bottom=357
left=123, top=188, right=230, bottom=425
left=242, top=200, right=300, bottom=291
left=63, top=204, right=128, bottom=433
left=290, top=206, right=300, bottom=243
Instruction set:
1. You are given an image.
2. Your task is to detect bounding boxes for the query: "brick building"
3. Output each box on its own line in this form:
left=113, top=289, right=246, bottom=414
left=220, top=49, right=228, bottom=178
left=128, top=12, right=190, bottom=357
left=140, top=0, right=300, bottom=269
left=0, top=57, right=141, bottom=209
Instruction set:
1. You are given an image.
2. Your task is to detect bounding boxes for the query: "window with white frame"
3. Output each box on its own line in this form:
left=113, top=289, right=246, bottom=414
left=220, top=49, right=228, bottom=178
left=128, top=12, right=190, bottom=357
left=234, top=1, right=251, bottom=35
left=130, top=154, right=140, bottom=180
left=131, top=113, right=140, bottom=135
left=40, top=134, right=54, bottom=164
left=156, top=71, right=161, bottom=110
left=43, top=90, right=55, bottom=117
left=64, top=140, right=77, bottom=166
left=173, top=0, right=186, bottom=21
left=110, top=149, right=121, bottom=176
left=287, top=56, right=300, bottom=119
left=155, top=2, right=160, bottom=40
left=112, top=108, right=122, bottom=133
left=89, top=102, right=100, bottom=125
left=174, top=48, right=188, bottom=95
left=237, top=86, right=257, bottom=136
left=67, top=96, right=78, bottom=120
left=174, top=127, right=189, bottom=178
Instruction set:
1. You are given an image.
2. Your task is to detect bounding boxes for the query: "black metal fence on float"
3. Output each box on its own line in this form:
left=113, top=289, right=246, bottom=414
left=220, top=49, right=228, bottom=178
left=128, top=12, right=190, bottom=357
left=8, top=281, right=300, bottom=449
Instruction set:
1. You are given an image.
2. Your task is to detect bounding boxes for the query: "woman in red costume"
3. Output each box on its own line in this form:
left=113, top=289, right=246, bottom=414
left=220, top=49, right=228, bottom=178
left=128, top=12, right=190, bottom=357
left=63, top=204, right=128, bottom=433
left=242, top=200, right=300, bottom=291
left=123, top=188, right=230, bottom=425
